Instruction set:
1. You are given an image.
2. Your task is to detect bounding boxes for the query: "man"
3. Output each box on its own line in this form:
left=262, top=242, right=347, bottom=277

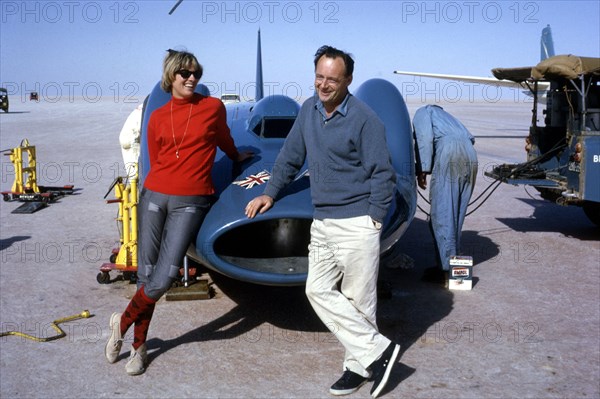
left=245, top=45, right=400, bottom=398
left=118, top=103, right=143, bottom=179
left=412, top=105, right=478, bottom=283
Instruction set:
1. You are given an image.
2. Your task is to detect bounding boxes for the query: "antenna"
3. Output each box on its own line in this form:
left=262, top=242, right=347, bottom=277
left=168, top=0, right=183, bottom=15
left=255, top=29, right=264, bottom=101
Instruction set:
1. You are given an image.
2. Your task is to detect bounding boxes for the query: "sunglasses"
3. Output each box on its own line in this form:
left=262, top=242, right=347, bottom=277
left=176, top=69, right=201, bottom=79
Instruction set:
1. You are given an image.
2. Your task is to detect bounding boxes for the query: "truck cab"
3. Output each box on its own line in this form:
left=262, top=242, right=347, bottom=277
left=0, top=88, right=8, bottom=112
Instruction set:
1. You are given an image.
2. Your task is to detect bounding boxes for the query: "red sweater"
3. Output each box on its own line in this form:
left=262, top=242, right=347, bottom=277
left=144, top=93, right=239, bottom=195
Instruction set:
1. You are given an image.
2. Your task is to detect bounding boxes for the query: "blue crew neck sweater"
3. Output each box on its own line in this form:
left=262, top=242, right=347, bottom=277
left=264, top=94, right=396, bottom=222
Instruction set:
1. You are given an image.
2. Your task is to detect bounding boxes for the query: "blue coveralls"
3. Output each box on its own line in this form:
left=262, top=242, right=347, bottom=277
left=412, top=105, right=478, bottom=271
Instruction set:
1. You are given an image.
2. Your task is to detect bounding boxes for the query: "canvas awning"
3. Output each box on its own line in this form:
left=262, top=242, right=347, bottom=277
left=491, top=66, right=533, bottom=83
left=491, top=55, right=600, bottom=82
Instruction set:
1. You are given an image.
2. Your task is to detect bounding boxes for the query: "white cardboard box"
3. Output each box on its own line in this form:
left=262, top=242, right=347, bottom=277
left=448, top=256, right=474, bottom=290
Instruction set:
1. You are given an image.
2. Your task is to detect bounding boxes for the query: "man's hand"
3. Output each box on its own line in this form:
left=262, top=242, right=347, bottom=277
left=235, top=151, right=254, bottom=163
left=245, top=195, right=274, bottom=218
left=417, top=172, right=428, bottom=190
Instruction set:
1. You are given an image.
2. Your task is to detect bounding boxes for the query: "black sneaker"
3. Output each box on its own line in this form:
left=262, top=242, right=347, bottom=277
left=329, top=369, right=368, bottom=396
left=369, top=343, right=401, bottom=398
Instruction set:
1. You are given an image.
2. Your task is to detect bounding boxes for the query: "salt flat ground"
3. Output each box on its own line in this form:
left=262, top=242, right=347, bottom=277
left=0, top=96, right=598, bottom=399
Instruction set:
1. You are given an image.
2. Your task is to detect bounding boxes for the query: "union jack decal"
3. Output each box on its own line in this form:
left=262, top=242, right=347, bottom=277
left=232, top=170, right=271, bottom=189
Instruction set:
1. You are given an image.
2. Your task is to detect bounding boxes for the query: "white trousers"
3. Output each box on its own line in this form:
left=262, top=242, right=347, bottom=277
left=306, top=216, right=391, bottom=377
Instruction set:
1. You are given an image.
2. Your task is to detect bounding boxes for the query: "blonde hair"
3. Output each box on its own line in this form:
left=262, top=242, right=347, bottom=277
left=160, top=49, right=203, bottom=93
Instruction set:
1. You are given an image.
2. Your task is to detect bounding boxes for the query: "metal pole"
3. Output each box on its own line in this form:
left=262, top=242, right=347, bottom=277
left=183, top=256, right=189, bottom=287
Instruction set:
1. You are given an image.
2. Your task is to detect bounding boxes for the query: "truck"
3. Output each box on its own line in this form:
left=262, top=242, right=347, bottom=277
left=0, top=88, right=8, bottom=112
left=487, top=55, right=600, bottom=226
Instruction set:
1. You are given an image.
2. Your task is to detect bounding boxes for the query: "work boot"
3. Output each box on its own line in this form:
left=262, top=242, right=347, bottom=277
left=125, top=344, right=148, bottom=376
left=105, top=312, right=123, bottom=363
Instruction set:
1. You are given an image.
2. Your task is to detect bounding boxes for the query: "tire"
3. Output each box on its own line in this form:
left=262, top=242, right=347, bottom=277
left=96, top=272, right=111, bottom=284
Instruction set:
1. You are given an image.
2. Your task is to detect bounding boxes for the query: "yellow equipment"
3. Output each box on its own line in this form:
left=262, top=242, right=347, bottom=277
left=0, top=310, right=91, bottom=342
left=8, top=138, right=40, bottom=194
left=97, top=164, right=139, bottom=284
left=1, top=139, right=74, bottom=212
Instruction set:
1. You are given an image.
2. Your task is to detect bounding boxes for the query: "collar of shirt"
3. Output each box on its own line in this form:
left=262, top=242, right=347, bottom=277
left=315, top=93, right=351, bottom=121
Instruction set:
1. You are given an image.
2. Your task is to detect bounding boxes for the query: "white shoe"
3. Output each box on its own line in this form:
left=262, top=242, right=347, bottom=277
left=105, top=312, right=123, bottom=363
left=125, top=344, right=148, bottom=376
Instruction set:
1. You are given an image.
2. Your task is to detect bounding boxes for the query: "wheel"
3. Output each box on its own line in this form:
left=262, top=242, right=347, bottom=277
left=123, top=271, right=138, bottom=284
left=583, top=203, right=600, bottom=227
left=96, top=272, right=111, bottom=284
left=109, top=253, right=118, bottom=263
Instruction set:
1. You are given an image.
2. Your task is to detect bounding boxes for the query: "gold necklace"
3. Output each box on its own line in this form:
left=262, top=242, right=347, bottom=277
left=170, top=100, right=193, bottom=159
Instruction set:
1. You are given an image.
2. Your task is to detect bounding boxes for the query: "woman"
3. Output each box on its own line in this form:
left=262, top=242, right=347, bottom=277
left=105, top=49, right=253, bottom=375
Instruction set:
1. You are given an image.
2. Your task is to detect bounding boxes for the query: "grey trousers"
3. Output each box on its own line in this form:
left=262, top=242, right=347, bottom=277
left=137, top=188, right=212, bottom=300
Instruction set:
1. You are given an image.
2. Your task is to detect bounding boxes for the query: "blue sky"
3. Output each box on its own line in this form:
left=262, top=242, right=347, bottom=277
left=1, top=1, right=599, bottom=104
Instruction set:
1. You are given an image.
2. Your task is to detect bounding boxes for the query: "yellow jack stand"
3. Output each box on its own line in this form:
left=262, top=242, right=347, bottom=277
left=8, top=138, right=40, bottom=195
left=1, top=139, right=74, bottom=213
left=97, top=164, right=138, bottom=284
